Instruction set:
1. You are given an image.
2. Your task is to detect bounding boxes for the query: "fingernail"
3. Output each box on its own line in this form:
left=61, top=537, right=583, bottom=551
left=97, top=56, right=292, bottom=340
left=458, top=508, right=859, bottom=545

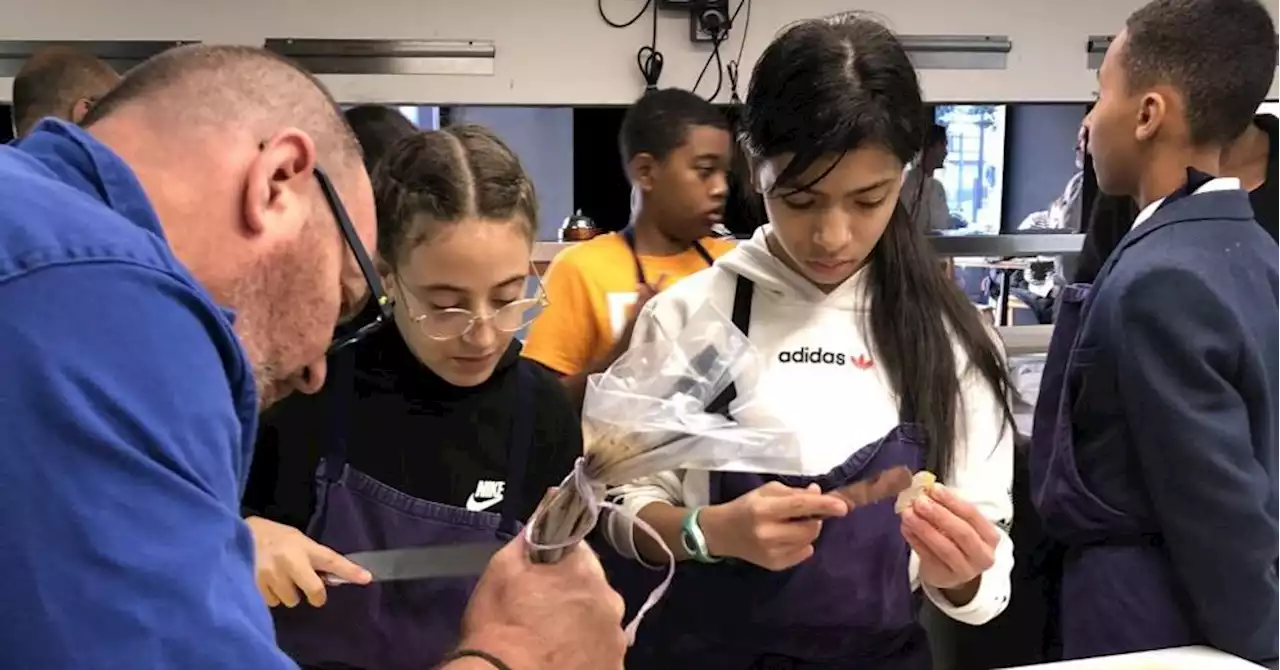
left=915, top=495, right=933, bottom=511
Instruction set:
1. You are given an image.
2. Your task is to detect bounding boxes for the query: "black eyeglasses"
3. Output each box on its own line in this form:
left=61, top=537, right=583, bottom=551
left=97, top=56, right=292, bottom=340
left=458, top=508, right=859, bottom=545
left=313, top=165, right=394, bottom=354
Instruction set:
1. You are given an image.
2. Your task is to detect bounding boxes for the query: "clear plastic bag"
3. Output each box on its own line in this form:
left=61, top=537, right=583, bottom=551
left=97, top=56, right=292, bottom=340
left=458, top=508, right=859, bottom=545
left=523, top=301, right=805, bottom=640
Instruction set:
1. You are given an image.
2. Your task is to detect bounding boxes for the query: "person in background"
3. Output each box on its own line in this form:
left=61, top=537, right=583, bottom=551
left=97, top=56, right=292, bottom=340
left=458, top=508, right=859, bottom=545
left=522, top=88, right=734, bottom=409
left=243, top=125, right=584, bottom=670
left=0, top=44, right=624, bottom=670
left=603, top=14, right=1018, bottom=669
left=344, top=104, right=418, bottom=172
left=1019, top=124, right=1088, bottom=234
left=11, top=46, right=120, bottom=138
left=1031, top=0, right=1278, bottom=662
left=1076, top=94, right=1277, bottom=284
left=901, top=122, right=953, bottom=232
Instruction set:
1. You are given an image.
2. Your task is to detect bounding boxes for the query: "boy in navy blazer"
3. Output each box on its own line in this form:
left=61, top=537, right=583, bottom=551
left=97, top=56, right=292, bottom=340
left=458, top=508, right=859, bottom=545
left=1028, top=0, right=1279, bottom=663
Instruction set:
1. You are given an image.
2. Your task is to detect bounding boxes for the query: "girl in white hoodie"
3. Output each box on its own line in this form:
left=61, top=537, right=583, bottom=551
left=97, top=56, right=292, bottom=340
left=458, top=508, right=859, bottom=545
left=602, top=12, right=1018, bottom=670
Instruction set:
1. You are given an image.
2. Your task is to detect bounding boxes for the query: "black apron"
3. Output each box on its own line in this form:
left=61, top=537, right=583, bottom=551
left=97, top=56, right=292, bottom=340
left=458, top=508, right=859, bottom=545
left=619, top=224, right=716, bottom=287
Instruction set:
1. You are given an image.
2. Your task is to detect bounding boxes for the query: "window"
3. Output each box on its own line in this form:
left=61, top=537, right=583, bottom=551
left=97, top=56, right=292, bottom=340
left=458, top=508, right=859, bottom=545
left=338, top=104, right=440, bottom=130
left=934, top=105, right=1007, bottom=235
left=399, top=106, right=441, bottom=130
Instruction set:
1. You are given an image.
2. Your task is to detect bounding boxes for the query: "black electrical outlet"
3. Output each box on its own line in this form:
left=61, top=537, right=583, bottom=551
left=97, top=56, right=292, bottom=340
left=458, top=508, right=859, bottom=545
left=689, top=0, right=731, bottom=43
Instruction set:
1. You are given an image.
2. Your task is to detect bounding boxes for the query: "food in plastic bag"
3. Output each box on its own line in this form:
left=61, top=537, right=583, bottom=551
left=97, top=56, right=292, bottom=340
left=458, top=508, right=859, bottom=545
left=523, top=301, right=806, bottom=641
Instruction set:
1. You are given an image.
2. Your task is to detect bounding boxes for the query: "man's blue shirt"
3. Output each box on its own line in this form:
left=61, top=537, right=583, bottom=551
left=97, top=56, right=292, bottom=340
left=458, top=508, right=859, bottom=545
left=0, top=119, right=294, bottom=668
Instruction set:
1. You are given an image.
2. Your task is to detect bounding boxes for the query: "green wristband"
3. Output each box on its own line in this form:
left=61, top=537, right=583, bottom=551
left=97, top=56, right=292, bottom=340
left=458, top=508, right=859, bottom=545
left=680, top=506, right=722, bottom=563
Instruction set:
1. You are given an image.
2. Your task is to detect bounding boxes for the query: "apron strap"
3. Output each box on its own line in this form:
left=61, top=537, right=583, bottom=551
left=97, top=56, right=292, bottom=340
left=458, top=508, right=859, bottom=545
left=705, top=274, right=755, bottom=419
left=620, top=225, right=648, bottom=287
left=499, top=362, right=538, bottom=531
left=705, top=274, right=754, bottom=505
left=620, top=224, right=716, bottom=289
left=321, top=349, right=357, bottom=482
left=692, top=240, right=716, bottom=266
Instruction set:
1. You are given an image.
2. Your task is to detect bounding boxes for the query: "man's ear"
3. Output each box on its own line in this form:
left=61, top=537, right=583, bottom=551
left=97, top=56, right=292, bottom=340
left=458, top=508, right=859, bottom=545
left=1135, top=90, right=1169, bottom=143
left=241, top=128, right=319, bottom=239
left=628, top=153, right=660, bottom=192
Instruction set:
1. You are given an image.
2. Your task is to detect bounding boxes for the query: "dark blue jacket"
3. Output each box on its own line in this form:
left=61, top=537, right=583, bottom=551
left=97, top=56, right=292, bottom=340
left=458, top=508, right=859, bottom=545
left=1070, top=185, right=1279, bottom=661
left=0, top=120, right=294, bottom=668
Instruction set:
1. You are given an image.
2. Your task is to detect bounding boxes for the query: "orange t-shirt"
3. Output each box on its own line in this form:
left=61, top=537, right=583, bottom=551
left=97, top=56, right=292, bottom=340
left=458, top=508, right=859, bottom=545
left=523, top=232, right=736, bottom=376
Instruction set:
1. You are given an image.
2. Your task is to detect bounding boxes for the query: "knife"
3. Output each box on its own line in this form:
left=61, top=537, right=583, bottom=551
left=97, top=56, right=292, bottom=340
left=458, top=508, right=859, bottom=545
left=323, top=540, right=504, bottom=585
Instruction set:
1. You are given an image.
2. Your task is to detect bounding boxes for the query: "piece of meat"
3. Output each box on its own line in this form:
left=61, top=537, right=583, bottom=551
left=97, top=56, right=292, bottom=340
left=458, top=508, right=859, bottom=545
left=828, top=466, right=914, bottom=510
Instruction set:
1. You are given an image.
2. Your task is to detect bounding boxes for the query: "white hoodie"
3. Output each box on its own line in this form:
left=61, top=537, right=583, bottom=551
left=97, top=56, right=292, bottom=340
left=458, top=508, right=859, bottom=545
left=603, top=225, right=1015, bottom=626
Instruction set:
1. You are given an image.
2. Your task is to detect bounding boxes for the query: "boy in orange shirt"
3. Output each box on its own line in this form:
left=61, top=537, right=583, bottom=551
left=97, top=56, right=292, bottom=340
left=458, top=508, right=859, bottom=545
left=523, top=88, right=734, bottom=407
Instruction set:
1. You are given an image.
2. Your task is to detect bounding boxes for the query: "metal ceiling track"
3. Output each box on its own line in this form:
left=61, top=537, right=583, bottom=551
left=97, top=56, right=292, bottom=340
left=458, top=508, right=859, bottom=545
left=0, top=40, right=196, bottom=76
left=899, top=35, right=1012, bottom=70
left=263, top=39, right=496, bottom=76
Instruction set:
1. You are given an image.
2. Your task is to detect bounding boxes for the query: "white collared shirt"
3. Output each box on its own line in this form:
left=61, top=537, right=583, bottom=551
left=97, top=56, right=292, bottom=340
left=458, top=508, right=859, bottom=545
left=1131, top=177, right=1243, bottom=230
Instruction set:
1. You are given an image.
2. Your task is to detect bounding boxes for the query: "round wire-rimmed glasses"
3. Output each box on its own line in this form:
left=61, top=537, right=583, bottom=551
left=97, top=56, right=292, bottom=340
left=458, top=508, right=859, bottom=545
left=396, top=272, right=549, bottom=341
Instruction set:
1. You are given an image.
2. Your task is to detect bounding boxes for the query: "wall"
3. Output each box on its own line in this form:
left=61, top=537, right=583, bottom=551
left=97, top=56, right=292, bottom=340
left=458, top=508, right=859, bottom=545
left=451, top=106, right=575, bottom=241
left=1003, top=104, right=1087, bottom=230
left=1, top=0, right=1275, bottom=104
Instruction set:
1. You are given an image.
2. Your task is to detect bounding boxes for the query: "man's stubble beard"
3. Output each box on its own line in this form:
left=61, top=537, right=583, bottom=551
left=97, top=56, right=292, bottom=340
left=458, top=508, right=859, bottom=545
left=231, top=229, right=334, bottom=411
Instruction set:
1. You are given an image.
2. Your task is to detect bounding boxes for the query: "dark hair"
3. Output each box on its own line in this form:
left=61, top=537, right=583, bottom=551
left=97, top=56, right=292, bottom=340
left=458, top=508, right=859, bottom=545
left=344, top=105, right=418, bottom=172
left=742, top=12, right=1016, bottom=479
left=618, top=87, right=729, bottom=164
left=13, top=47, right=119, bottom=137
left=925, top=123, right=948, bottom=149
left=373, top=124, right=538, bottom=266
left=1123, top=0, right=1278, bottom=146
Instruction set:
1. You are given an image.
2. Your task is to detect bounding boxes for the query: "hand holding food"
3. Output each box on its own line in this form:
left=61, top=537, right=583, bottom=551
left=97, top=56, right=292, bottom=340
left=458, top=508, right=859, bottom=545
left=896, top=473, right=1000, bottom=593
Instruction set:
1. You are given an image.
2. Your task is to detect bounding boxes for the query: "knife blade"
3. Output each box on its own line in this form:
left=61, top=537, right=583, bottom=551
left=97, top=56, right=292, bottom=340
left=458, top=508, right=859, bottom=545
left=324, top=540, right=504, bottom=585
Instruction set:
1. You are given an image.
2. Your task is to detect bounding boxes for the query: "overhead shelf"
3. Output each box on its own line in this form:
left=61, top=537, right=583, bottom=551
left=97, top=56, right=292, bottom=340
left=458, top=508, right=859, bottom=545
left=0, top=40, right=195, bottom=76
left=263, top=39, right=496, bottom=76
left=900, top=35, right=1012, bottom=70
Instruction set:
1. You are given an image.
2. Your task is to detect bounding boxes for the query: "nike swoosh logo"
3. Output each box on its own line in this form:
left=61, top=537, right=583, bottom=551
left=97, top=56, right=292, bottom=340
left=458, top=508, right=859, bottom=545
left=465, top=494, right=503, bottom=513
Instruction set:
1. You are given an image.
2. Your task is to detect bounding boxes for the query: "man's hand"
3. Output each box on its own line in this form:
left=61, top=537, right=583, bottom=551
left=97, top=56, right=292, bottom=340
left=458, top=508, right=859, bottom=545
left=455, top=538, right=626, bottom=670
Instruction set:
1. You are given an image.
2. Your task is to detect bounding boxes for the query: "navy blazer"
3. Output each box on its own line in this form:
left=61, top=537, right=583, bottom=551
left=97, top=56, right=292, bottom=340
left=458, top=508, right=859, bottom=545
left=1069, top=186, right=1279, bottom=661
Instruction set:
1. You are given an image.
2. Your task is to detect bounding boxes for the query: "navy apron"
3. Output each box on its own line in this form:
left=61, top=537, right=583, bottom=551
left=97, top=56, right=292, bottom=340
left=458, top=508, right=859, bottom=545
left=618, top=275, right=932, bottom=670
left=273, top=358, right=537, bottom=670
left=1029, top=172, right=1214, bottom=660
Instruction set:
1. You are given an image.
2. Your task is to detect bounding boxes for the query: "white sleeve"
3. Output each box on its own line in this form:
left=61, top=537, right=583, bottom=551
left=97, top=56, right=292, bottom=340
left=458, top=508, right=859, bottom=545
left=601, top=296, right=712, bottom=563
left=910, top=332, right=1015, bottom=625
left=928, top=178, right=952, bottom=231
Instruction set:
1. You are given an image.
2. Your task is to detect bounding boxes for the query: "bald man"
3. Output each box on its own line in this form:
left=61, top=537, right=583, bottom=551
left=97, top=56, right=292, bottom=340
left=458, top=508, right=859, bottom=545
left=11, top=46, right=121, bottom=138
left=0, top=45, right=624, bottom=670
